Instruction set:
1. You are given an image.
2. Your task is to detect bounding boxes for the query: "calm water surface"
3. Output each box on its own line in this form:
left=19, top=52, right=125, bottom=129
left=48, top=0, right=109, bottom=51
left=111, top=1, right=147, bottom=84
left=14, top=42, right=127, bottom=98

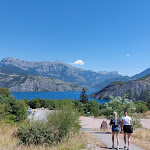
left=12, top=89, right=109, bottom=104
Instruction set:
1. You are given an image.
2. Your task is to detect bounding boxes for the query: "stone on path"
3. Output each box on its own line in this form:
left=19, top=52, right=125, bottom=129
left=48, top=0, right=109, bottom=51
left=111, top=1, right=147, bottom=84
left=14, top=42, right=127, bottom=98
left=100, top=120, right=108, bottom=130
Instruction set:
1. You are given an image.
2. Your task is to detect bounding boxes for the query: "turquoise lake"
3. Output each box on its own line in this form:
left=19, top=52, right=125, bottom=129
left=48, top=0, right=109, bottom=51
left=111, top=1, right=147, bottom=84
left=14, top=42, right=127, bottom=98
left=12, top=89, right=109, bottom=104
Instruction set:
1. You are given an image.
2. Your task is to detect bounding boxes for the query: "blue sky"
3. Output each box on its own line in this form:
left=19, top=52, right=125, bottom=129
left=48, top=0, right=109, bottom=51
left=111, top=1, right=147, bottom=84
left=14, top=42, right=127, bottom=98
left=0, top=0, right=150, bottom=76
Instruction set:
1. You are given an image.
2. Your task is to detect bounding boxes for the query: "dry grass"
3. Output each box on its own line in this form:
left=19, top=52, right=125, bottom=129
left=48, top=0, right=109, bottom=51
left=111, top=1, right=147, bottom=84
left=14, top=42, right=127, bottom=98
left=131, top=128, right=150, bottom=150
left=0, top=123, right=106, bottom=150
left=0, top=123, right=18, bottom=150
left=80, top=132, right=106, bottom=150
left=141, top=111, right=150, bottom=119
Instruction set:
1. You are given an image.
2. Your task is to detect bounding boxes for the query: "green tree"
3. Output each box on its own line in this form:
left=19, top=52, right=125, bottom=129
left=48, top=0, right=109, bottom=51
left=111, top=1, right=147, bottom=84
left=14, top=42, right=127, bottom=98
left=88, top=100, right=100, bottom=117
left=0, top=94, right=27, bottom=123
left=147, top=98, right=150, bottom=110
left=35, top=102, right=41, bottom=108
left=22, top=98, right=28, bottom=104
left=0, top=87, right=11, bottom=96
left=101, top=96, right=136, bottom=119
left=100, top=96, right=141, bottom=128
left=135, top=101, right=148, bottom=113
left=80, top=88, right=88, bottom=104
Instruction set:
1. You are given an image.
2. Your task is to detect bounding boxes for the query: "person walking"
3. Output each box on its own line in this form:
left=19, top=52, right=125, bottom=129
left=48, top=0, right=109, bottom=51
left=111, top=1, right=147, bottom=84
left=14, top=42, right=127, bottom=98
left=109, top=112, right=121, bottom=150
left=121, top=110, right=133, bottom=150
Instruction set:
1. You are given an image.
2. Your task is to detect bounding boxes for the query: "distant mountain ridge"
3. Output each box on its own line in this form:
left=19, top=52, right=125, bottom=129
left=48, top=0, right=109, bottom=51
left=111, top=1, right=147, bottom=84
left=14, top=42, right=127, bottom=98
left=0, top=57, right=122, bottom=88
left=93, top=76, right=130, bottom=89
left=90, top=74, right=150, bottom=101
left=131, top=67, right=150, bottom=80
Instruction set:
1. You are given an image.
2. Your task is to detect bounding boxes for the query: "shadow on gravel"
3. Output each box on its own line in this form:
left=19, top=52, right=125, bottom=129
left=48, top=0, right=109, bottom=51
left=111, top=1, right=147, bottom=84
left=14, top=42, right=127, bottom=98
left=101, top=147, right=123, bottom=149
left=91, top=131, right=110, bottom=134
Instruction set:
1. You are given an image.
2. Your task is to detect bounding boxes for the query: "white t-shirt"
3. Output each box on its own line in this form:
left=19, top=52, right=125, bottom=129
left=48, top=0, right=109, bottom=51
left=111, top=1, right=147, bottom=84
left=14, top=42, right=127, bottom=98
left=122, top=116, right=132, bottom=125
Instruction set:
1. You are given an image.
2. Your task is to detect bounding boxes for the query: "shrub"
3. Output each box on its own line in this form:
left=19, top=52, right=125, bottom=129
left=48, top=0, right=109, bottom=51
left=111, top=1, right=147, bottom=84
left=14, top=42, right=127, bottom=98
left=135, top=101, right=148, bottom=113
left=0, top=87, right=11, bottom=96
left=147, top=98, right=150, bottom=110
left=15, top=99, right=81, bottom=146
left=47, top=99, right=81, bottom=142
left=15, top=120, right=56, bottom=146
left=88, top=100, right=100, bottom=117
left=0, top=95, right=27, bottom=123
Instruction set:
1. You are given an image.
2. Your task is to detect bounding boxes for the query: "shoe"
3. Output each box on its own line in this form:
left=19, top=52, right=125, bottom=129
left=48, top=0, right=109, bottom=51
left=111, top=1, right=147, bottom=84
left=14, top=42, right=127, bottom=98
left=117, top=147, right=119, bottom=150
left=124, top=145, right=127, bottom=149
left=127, top=148, right=130, bottom=150
left=112, top=145, right=114, bottom=149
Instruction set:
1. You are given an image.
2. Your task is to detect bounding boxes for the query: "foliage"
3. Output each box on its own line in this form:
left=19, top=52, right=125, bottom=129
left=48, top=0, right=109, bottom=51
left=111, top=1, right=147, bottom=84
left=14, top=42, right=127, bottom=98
left=47, top=99, right=81, bottom=142
left=0, top=94, right=27, bottom=123
left=100, top=95, right=141, bottom=128
left=80, top=88, right=88, bottom=104
left=135, top=101, right=148, bottom=113
left=15, top=99, right=81, bottom=146
left=101, top=95, right=136, bottom=119
left=0, top=87, right=11, bottom=96
left=87, top=100, right=100, bottom=117
left=15, top=120, right=56, bottom=146
left=27, top=98, right=45, bottom=109
left=73, top=99, right=100, bottom=116
left=147, top=98, right=150, bottom=110
left=27, top=98, right=65, bottom=110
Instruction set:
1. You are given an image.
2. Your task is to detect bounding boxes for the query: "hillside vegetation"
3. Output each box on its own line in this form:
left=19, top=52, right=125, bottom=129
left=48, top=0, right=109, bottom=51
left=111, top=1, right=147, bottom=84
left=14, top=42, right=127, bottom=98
left=90, top=74, right=150, bottom=102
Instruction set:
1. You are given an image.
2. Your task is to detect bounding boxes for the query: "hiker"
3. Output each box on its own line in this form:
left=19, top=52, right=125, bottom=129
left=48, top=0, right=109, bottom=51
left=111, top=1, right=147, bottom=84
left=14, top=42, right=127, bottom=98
left=109, top=112, right=121, bottom=150
left=121, top=110, right=133, bottom=150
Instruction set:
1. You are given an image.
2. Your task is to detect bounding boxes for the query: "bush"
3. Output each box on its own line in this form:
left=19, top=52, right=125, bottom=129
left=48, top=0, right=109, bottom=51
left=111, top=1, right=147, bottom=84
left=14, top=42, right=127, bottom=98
left=135, top=101, right=148, bottom=113
left=0, top=95, right=27, bottom=123
left=88, top=100, right=100, bottom=117
left=0, top=87, right=11, bottom=96
left=15, top=120, right=56, bottom=146
left=15, top=99, right=81, bottom=146
left=47, top=99, right=81, bottom=142
left=147, top=98, right=150, bottom=110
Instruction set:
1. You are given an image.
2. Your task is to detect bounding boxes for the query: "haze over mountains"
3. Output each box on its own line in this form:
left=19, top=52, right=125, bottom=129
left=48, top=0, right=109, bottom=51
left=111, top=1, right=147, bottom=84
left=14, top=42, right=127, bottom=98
left=1, top=57, right=150, bottom=93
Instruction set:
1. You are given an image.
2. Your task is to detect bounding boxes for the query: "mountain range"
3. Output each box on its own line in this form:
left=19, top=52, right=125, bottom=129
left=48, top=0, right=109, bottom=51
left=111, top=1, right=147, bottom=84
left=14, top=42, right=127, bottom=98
left=1, top=57, right=150, bottom=93
left=0, top=57, right=122, bottom=91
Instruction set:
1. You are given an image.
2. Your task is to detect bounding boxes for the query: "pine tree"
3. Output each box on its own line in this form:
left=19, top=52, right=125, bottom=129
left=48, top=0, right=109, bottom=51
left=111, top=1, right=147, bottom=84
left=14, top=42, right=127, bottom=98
left=80, top=88, right=88, bottom=104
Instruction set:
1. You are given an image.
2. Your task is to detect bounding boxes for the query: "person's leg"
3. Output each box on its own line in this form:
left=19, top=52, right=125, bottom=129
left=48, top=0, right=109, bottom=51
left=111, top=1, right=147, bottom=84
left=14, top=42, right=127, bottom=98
left=112, top=132, right=115, bottom=148
left=127, top=133, right=131, bottom=148
left=124, top=133, right=127, bottom=148
left=116, top=132, right=120, bottom=149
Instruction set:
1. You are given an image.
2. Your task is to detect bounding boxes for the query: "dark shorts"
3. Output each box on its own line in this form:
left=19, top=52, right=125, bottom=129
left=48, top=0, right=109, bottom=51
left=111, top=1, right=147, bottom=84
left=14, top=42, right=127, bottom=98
left=112, top=127, right=120, bottom=132
left=123, top=125, right=133, bottom=133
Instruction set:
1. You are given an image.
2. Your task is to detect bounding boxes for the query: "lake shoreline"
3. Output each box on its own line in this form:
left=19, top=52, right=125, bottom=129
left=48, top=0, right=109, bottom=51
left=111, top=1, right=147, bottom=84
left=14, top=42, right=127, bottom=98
left=12, top=90, right=109, bottom=104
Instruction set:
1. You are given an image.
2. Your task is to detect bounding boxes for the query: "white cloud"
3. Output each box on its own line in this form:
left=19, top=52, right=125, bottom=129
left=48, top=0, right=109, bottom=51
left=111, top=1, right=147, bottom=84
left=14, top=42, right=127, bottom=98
left=70, top=60, right=85, bottom=65
left=126, top=54, right=130, bottom=57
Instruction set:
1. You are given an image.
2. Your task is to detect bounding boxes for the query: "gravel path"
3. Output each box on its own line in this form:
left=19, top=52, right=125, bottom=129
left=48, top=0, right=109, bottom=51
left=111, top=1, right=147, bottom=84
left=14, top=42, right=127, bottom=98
left=81, top=129, right=144, bottom=150
left=92, top=131, right=143, bottom=150
left=80, top=116, right=150, bottom=129
left=141, top=119, right=150, bottom=129
left=80, top=116, right=146, bottom=150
